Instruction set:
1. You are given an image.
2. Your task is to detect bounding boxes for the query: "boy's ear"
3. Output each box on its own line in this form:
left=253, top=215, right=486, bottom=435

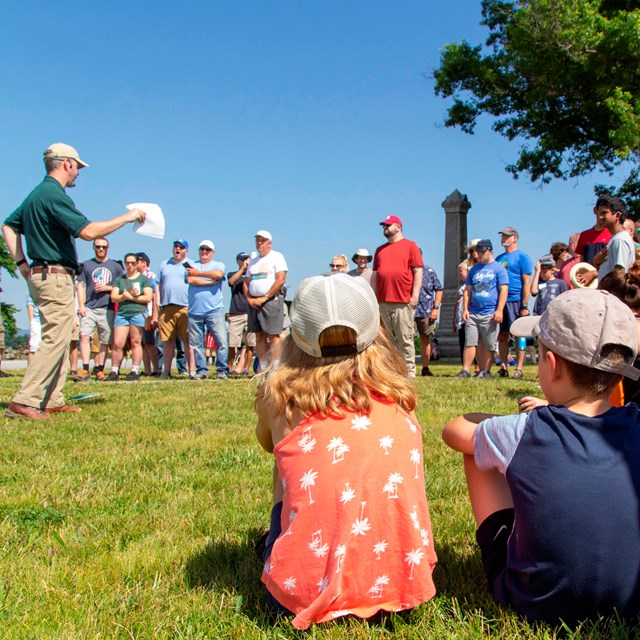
left=545, top=350, right=563, bottom=381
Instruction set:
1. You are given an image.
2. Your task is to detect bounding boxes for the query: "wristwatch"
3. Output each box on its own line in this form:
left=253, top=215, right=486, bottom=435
left=433, top=305, right=440, bottom=309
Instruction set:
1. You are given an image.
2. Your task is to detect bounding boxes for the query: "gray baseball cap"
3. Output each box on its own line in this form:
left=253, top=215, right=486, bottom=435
left=511, top=289, right=639, bottom=380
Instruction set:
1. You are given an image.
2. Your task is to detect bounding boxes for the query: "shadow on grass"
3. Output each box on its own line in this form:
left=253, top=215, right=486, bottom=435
left=184, top=526, right=269, bottom=619
left=185, top=529, right=437, bottom=632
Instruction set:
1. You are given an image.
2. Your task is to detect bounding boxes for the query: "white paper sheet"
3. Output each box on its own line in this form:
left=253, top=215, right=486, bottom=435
left=127, top=202, right=165, bottom=239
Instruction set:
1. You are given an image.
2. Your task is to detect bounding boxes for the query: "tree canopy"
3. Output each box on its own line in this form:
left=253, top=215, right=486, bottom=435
left=433, top=0, right=640, bottom=213
left=0, top=237, right=19, bottom=336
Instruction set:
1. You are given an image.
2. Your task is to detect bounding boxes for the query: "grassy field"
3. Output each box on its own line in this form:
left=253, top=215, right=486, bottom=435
left=0, top=363, right=637, bottom=639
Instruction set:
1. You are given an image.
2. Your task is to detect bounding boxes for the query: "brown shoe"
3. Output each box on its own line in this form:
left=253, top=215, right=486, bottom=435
left=43, top=405, right=82, bottom=414
left=72, top=370, right=91, bottom=382
left=95, top=371, right=106, bottom=381
left=5, top=402, right=49, bottom=420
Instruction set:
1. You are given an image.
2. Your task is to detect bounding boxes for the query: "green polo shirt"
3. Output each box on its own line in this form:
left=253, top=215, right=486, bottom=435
left=4, top=176, right=91, bottom=269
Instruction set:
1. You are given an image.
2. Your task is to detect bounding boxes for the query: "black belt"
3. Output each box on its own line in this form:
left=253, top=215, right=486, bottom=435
left=31, top=266, right=74, bottom=277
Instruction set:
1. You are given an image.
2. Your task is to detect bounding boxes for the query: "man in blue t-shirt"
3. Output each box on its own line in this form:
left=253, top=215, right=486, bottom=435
left=495, top=227, right=533, bottom=379
left=443, top=289, right=640, bottom=626
left=456, top=239, right=508, bottom=378
left=156, top=239, right=194, bottom=378
left=186, top=239, right=229, bottom=379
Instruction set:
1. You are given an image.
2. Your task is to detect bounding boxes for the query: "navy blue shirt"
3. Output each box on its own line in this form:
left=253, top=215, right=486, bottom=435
left=475, top=404, right=640, bottom=624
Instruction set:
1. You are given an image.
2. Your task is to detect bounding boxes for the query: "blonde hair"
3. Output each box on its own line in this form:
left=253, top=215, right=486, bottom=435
left=332, top=254, right=349, bottom=268
left=256, top=323, right=416, bottom=425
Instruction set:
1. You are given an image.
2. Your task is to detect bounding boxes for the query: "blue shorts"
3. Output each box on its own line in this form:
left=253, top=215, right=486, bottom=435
left=499, top=301, right=521, bottom=333
left=114, top=313, right=146, bottom=328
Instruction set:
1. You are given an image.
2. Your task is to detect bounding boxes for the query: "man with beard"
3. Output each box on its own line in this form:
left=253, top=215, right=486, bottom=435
left=2, top=142, right=145, bottom=419
left=373, top=215, right=423, bottom=377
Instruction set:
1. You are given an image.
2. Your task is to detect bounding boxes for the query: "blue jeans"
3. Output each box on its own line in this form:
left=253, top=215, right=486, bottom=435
left=188, top=309, right=228, bottom=374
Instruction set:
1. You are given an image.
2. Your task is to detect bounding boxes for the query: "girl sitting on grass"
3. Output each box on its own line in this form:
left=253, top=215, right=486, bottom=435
left=255, top=273, right=437, bottom=630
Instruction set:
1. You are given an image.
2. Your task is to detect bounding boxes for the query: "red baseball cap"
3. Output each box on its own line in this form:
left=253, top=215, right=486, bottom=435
left=379, top=214, right=403, bottom=227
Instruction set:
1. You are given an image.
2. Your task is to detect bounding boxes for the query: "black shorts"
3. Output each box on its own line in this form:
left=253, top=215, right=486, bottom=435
left=476, top=508, right=515, bottom=596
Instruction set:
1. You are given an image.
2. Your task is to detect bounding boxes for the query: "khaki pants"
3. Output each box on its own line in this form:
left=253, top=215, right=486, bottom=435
left=379, top=302, right=417, bottom=377
left=13, top=272, right=74, bottom=409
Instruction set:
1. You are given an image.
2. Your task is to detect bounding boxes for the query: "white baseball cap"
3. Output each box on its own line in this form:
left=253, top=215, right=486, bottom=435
left=290, top=273, right=380, bottom=358
left=255, top=230, right=272, bottom=241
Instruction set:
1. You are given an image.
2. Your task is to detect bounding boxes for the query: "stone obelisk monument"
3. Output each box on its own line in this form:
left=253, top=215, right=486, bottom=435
left=436, top=189, right=471, bottom=358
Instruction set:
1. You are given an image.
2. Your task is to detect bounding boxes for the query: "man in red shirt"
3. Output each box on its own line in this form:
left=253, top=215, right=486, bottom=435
left=575, top=204, right=612, bottom=266
left=373, top=215, right=423, bottom=376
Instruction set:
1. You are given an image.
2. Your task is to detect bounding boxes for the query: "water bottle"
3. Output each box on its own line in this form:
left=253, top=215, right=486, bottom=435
left=517, top=337, right=527, bottom=351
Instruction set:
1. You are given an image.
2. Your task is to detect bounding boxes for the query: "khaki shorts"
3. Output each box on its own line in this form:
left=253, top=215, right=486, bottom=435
left=159, top=305, right=189, bottom=343
left=228, top=313, right=256, bottom=348
left=416, top=316, right=437, bottom=338
left=71, top=317, right=79, bottom=341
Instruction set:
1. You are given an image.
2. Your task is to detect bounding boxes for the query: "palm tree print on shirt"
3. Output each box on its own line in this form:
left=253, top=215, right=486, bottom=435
left=410, top=448, right=421, bottom=479
left=405, top=417, right=418, bottom=433
left=373, top=540, right=388, bottom=559
left=308, top=529, right=329, bottom=558
left=283, top=576, right=297, bottom=593
left=334, top=544, right=346, bottom=573
left=379, top=435, right=394, bottom=455
left=300, top=469, right=319, bottom=504
left=383, top=472, right=404, bottom=499
left=405, top=548, right=425, bottom=580
left=317, top=575, right=329, bottom=593
left=351, top=414, right=372, bottom=431
left=340, top=482, right=356, bottom=503
left=367, top=574, right=390, bottom=598
left=351, top=501, right=371, bottom=536
left=327, top=436, right=349, bottom=463
left=297, top=427, right=317, bottom=453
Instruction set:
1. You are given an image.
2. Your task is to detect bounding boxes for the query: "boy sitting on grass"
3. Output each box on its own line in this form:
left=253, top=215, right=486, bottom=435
left=442, top=288, right=640, bottom=625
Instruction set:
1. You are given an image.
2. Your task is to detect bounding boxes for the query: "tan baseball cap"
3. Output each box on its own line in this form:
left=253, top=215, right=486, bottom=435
left=511, top=289, right=639, bottom=380
left=43, top=143, right=89, bottom=168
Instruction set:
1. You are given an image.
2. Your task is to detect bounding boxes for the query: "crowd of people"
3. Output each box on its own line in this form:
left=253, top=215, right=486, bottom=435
left=4, top=142, right=640, bottom=630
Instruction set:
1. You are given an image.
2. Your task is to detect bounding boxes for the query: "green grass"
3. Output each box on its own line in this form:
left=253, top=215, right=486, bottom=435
left=0, top=364, right=638, bottom=639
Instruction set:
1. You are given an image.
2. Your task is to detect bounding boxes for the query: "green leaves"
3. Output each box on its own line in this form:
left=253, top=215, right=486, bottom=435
left=433, top=0, right=640, bottom=197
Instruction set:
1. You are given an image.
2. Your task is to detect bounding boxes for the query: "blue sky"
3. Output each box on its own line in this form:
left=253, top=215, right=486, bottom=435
left=0, top=1, right=615, bottom=329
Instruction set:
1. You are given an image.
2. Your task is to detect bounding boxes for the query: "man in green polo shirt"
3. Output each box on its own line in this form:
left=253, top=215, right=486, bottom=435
left=2, top=142, right=146, bottom=420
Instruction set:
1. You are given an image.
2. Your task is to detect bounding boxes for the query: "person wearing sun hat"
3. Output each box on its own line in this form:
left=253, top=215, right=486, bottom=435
left=347, top=247, right=374, bottom=286
left=255, top=273, right=437, bottom=629
left=2, top=142, right=146, bottom=419
left=443, top=288, right=640, bottom=625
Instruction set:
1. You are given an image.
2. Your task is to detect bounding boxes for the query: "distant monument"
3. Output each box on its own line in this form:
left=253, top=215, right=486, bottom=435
left=436, top=189, right=471, bottom=358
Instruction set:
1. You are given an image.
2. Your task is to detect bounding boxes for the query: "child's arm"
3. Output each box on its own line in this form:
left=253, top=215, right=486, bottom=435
left=442, top=413, right=497, bottom=454
left=255, top=397, right=274, bottom=453
left=530, top=260, right=541, bottom=296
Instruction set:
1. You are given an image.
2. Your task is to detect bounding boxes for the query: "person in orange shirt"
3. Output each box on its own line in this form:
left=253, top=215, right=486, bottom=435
left=255, top=273, right=437, bottom=630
